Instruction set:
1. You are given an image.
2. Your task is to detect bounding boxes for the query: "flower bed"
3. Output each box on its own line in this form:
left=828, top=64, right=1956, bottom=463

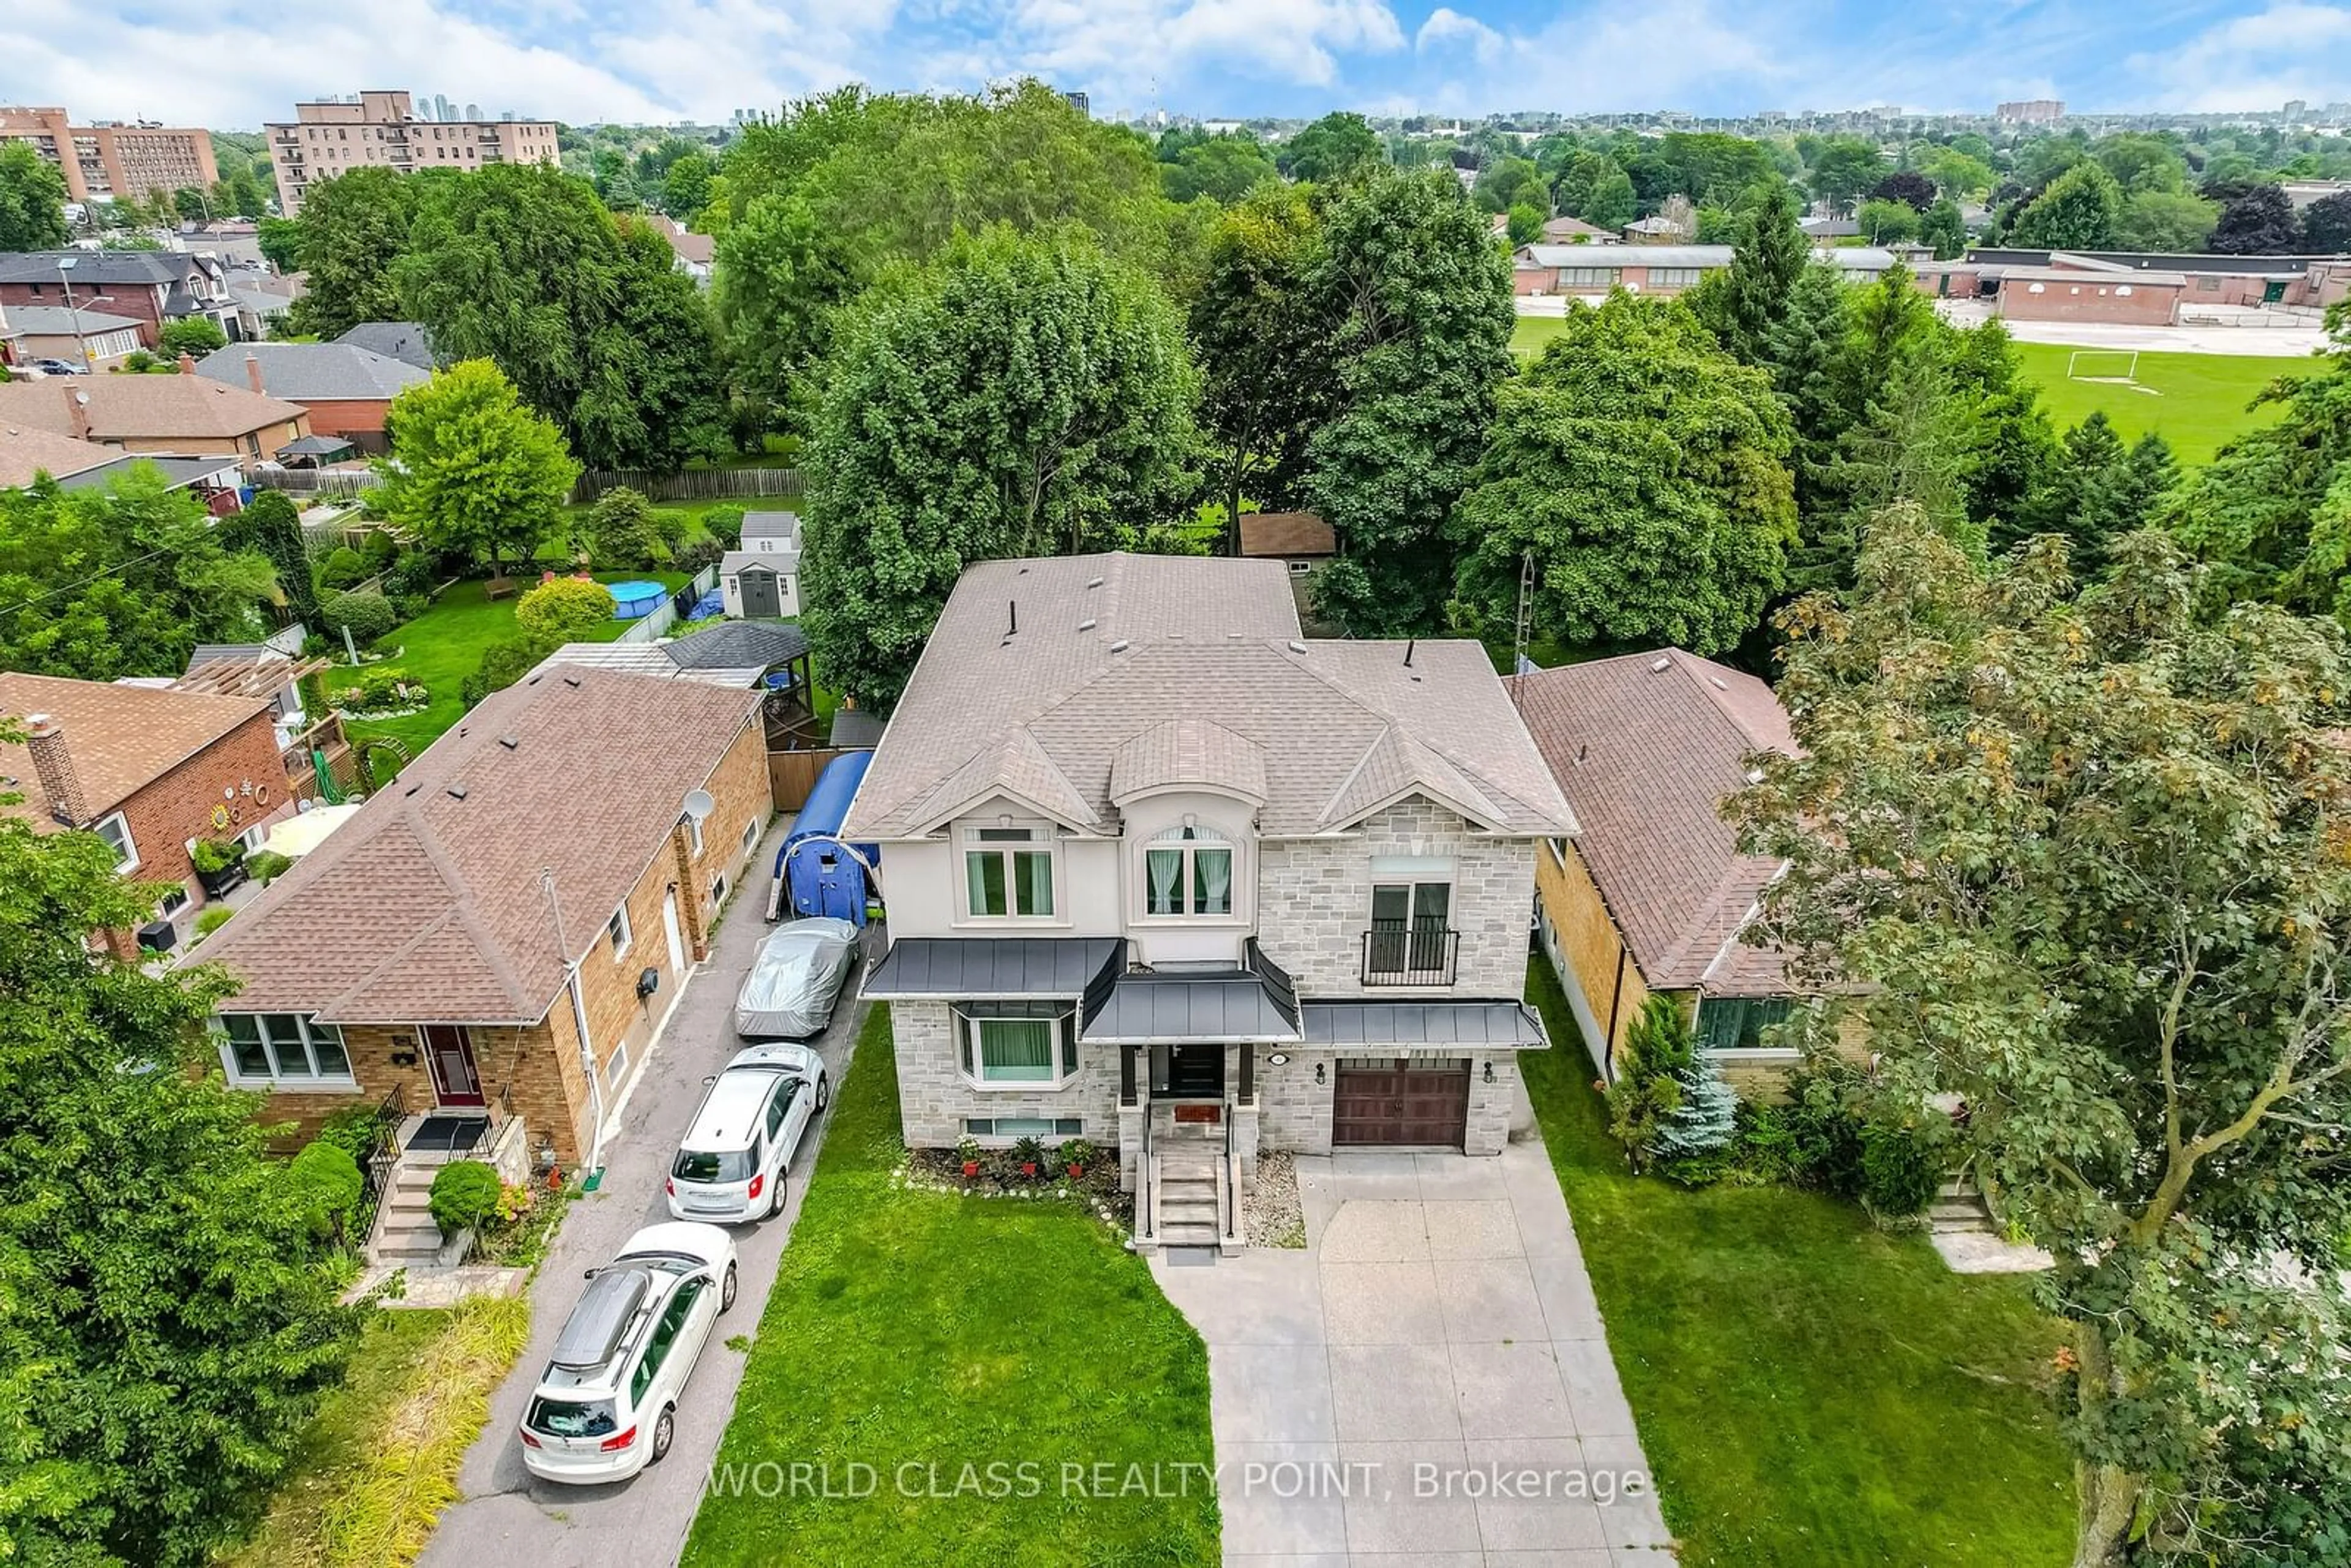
left=331, top=670, right=430, bottom=720
left=896, top=1146, right=1133, bottom=1241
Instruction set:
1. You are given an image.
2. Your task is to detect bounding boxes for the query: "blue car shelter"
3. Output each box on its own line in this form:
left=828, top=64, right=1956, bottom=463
left=771, top=751, right=880, bottom=925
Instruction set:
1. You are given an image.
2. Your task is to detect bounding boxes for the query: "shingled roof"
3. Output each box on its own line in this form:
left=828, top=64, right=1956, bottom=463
left=0, top=373, right=307, bottom=445
left=1505, top=649, right=1797, bottom=996
left=843, top=552, right=1573, bottom=841
left=199, top=669, right=761, bottom=1024
left=0, top=672, right=268, bottom=828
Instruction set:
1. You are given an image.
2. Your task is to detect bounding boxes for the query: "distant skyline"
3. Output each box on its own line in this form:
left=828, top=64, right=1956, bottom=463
left=3, top=0, right=2348, bottom=130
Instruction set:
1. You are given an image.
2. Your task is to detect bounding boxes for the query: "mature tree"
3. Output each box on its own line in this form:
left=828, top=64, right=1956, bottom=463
left=1920, top=197, right=1968, bottom=259
left=661, top=150, right=713, bottom=221
left=713, top=190, right=858, bottom=433
left=1686, top=181, right=1810, bottom=364
left=801, top=229, right=1200, bottom=707
left=255, top=215, right=303, bottom=272
left=0, top=802, right=362, bottom=1564
left=397, top=163, right=726, bottom=472
left=1453, top=296, right=1796, bottom=654
left=1190, top=185, right=1335, bottom=552
left=1918, top=144, right=1998, bottom=202
left=590, top=147, right=641, bottom=211
left=2207, top=181, right=2301, bottom=254
left=2113, top=190, right=2218, bottom=253
left=0, top=470, right=277, bottom=678
left=1732, top=509, right=2351, bottom=1568
left=2305, top=190, right=2351, bottom=252
left=576, top=484, right=665, bottom=567
left=1757, top=263, right=1854, bottom=551
left=1805, top=137, right=1889, bottom=216
left=1305, top=169, right=1515, bottom=636
left=1161, top=135, right=1280, bottom=204
left=374, top=360, right=580, bottom=576
left=220, top=488, right=320, bottom=628
left=514, top=576, right=618, bottom=644
left=2094, top=132, right=2191, bottom=194
left=1856, top=197, right=1921, bottom=244
left=1473, top=156, right=1548, bottom=215
left=2009, top=160, right=2124, bottom=250
left=283, top=167, right=426, bottom=337
left=156, top=316, right=228, bottom=359
left=1871, top=170, right=1938, bottom=211
left=0, top=140, right=69, bottom=251
left=1999, top=411, right=2177, bottom=573
left=1280, top=112, right=1383, bottom=185
left=1581, top=164, right=1638, bottom=231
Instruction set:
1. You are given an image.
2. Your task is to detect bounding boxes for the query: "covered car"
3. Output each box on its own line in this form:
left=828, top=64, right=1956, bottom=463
left=733, top=918, right=859, bottom=1038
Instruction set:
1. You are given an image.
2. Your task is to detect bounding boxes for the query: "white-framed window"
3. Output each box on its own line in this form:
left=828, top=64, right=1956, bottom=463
left=1142, top=823, right=1234, bottom=918
left=1557, top=266, right=1616, bottom=286
left=157, top=885, right=190, bottom=918
left=687, top=816, right=705, bottom=857
left=216, top=1012, right=352, bottom=1086
left=961, top=823, right=1057, bottom=921
left=954, top=1005, right=1080, bottom=1089
left=1288, top=560, right=1313, bottom=575
left=607, top=906, right=632, bottom=959
left=711, top=872, right=729, bottom=905
left=92, top=811, right=138, bottom=872
left=605, top=1038, right=630, bottom=1087
left=741, top=818, right=760, bottom=853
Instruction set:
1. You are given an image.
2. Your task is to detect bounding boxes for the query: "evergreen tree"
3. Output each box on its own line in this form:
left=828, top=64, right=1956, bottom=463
left=1919, top=198, right=1967, bottom=260
left=224, top=489, right=319, bottom=628
left=1686, top=181, right=1810, bottom=364
left=2002, top=413, right=2178, bottom=576
left=1655, top=1057, right=1738, bottom=1163
left=1604, top=996, right=1695, bottom=1173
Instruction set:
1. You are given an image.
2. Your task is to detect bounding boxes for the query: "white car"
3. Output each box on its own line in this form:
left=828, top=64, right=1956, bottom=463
left=666, top=1042, right=830, bottom=1223
left=732, top=918, right=859, bottom=1037
left=519, top=1223, right=738, bottom=1484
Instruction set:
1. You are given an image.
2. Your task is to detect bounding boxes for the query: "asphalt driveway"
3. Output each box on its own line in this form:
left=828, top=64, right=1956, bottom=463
left=419, top=817, right=871, bottom=1568
left=1153, top=1133, right=1675, bottom=1566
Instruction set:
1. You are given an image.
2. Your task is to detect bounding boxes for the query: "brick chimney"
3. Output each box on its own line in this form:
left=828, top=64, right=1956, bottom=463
left=61, top=384, right=89, bottom=440
left=23, top=715, right=89, bottom=827
left=244, top=353, right=264, bottom=395
left=176, top=353, right=197, bottom=375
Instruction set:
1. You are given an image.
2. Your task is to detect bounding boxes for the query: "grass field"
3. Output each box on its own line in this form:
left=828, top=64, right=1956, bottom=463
left=2011, top=341, right=2319, bottom=465
left=683, top=1006, right=1219, bottom=1566
left=1520, top=959, right=2077, bottom=1567
left=1512, top=315, right=1573, bottom=360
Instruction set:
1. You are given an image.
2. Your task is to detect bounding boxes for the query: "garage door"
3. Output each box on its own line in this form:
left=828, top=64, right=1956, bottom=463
left=1332, top=1059, right=1469, bottom=1147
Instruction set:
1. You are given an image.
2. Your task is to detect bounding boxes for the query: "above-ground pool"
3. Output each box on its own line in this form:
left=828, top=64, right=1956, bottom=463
left=606, top=580, right=668, bottom=618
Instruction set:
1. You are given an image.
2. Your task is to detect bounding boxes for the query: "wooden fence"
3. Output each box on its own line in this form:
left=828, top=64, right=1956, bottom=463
left=571, top=467, right=804, bottom=506
left=767, top=747, right=860, bottom=812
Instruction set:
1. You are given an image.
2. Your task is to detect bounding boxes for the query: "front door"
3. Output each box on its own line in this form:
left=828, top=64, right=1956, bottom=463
left=661, top=890, right=686, bottom=979
left=1160, top=1043, right=1225, bottom=1098
left=740, top=567, right=782, bottom=618
left=422, top=1024, right=485, bottom=1108
left=2264, top=279, right=2289, bottom=304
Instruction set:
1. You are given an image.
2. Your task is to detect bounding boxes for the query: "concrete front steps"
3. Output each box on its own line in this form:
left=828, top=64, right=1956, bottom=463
left=1929, top=1178, right=1994, bottom=1237
left=372, top=1163, right=462, bottom=1267
left=1157, top=1149, right=1224, bottom=1250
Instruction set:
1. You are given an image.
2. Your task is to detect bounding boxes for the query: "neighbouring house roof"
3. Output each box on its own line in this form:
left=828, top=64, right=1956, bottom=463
left=0, top=249, right=219, bottom=288
left=829, top=708, right=885, bottom=749
left=227, top=286, right=290, bottom=320
left=0, top=672, right=269, bottom=828
left=277, top=434, right=356, bottom=458
left=1505, top=648, right=1799, bottom=996
left=334, top=321, right=438, bottom=369
left=197, top=669, right=763, bottom=1024
left=192, top=342, right=430, bottom=402
left=1, top=304, right=144, bottom=336
left=0, top=374, right=309, bottom=445
left=842, top=552, right=1575, bottom=842
left=1238, top=511, right=1335, bottom=559
left=647, top=216, right=715, bottom=266
left=0, top=426, right=116, bottom=487
left=666, top=619, right=807, bottom=671
left=1625, top=216, right=1689, bottom=235
left=1540, top=215, right=1618, bottom=242
left=531, top=642, right=766, bottom=688
left=54, top=454, right=241, bottom=493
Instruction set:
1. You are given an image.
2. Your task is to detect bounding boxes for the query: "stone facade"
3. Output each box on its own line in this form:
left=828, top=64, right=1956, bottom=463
left=1256, top=1046, right=1518, bottom=1158
left=891, top=1000, right=1123, bottom=1149
left=1256, top=798, right=1535, bottom=998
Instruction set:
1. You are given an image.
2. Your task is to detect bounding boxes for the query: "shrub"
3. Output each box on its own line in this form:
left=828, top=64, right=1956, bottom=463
left=1780, top=1053, right=1869, bottom=1199
left=360, top=528, right=399, bottom=571
left=1604, top=996, right=1693, bottom=1172
left=332, top=669, right=427, bottom=715
left=319, top=588, right=399, bottom=644
left=1859, top=1115, right=1943, bottom=1224
left=385, top=551, right=440, bottom=598
left=428, top=1160, right=501, bottom=1237
left=514, top=577, right=616, bottom=646
left=1724, top=1100, right=1801, bottom=1187
left=246, top=849, right=294, bottom=885
left=288, top=1141, right=365, bottom=1240
left=675, top=538, right=724, bottom=573
left=156, top=315, right=229, bottom=358
left=315, top=1104, right=390, bottom=1166
left=189, top=836, right=241, bottom=874
left=319, top=545, right=369, bottom=590
left=193, top=906, right=235, bottom=939
left=702, top=503, right=746, bottom=549
left=460, top=637, right=543, bottom=708
left=580, top=487, right=664, bottom=566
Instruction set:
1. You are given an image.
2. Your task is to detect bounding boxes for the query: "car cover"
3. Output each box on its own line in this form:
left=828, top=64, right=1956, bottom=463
left=733, top=918, right=859, bottom=1038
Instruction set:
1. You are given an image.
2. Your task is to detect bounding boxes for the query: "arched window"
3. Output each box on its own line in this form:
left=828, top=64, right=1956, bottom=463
left=1144, top=823, right=1233, bottom=917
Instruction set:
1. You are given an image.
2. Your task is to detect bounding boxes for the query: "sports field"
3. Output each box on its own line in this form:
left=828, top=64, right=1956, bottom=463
left=2010, top=342, right=2320, bottom=465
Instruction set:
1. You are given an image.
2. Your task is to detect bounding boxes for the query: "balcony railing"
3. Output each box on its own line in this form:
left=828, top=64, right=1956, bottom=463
left=1361, top=921, right=1459, bottom=986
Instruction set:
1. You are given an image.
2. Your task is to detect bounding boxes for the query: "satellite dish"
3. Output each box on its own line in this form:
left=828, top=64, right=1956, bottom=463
left=682, top=789, right=715, bottom=825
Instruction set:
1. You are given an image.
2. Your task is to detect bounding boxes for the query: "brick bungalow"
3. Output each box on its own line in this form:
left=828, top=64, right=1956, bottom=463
left=190, top=342, right=430, bottom=454
left=0, top=369, right=310, bottom=462
left=0, top=672, right=296, bottom=952
left=195, top=668, right=773, bottom=1166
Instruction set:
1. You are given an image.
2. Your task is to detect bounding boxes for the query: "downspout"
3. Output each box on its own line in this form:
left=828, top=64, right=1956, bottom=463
left=1602, top=942, right=1629, bottom=1078
left=542, top=868, right=605, bottom=1175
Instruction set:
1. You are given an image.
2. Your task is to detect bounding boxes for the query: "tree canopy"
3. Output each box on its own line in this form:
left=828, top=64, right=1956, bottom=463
left=1280, top=113, right=1384, bottom=185
left=2207, top=181, right=2301, bottom=255
left=2008, top=160, right=2124, bottom=250
left=282, top=167, right=430, bottom=339
left=0, top=141, right=69, bottom=252
left=375, top=360, right=580, bottom=575
left=800, top=228, right=1201, bottom=708
left=1452, top=295, right=1796, bottom=655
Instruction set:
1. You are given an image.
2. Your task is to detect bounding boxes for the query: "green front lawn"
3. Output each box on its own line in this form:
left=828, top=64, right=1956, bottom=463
left=1520, top=959, right=2075, bottom=1567
left=339, top=572, right=686, bottom=762
left=683, top=1007, right=1219, bottom=1567
left=2009, top=340, right=2316, bottom=466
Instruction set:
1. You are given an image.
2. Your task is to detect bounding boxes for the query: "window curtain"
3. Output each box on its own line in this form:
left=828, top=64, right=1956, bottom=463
left=966, top=851, right=1006, bottom=917
left=980, top=1019, right=1056, bottom=1081
left=1697, top=997, right=1793, bottom=1052
left=1196, top=848, right=1232, bottom=915
left=1146, top=847, right=1182, bottom=915
left=1015, top=850, right=1055, bottom=917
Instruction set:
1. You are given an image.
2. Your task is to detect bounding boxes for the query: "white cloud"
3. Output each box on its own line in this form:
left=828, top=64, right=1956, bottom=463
left=980, top=0, right=1402, bottom=98
left=2126, top=1, right=2351, bottom=110
left=1416, top=7, right=1505, bottom=66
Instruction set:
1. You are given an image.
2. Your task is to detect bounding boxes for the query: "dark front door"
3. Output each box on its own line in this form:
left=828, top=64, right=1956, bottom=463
left=2263, top=279, right=2289, bottom=304
left=1332, top=1060, right=1470, bottom=1147
left=1158, top=1043, right=1226, bottom=1098
left=740, top=566, right=782, bottom=618
left=422, top=1024, right=485, bottom=1108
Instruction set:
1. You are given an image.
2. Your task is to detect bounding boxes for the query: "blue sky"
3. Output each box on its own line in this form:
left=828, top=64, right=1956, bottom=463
left=5, top=0, right=2350, bottom=128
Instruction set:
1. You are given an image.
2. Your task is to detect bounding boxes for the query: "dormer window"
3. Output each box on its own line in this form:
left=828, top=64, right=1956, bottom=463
left=1144, top=824, right=1232, bottom=917
left=961, top=822, right=1057, bottom=921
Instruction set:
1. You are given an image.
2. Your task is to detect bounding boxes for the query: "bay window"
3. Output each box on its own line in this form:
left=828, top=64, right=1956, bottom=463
left=216, top=1012, right=352, bottom=1086
left=1143, top=824, right=1233, bottom=918
left=962, top=825, right=1056, bottom=920
left=954, top=1004, right=1080, bottom=1089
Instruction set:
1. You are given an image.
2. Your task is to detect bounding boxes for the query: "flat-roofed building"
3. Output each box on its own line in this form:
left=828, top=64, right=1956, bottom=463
left=265, top=90, right=559, bottom=217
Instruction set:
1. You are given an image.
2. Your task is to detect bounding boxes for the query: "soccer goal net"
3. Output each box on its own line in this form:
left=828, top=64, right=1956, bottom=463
left=2066, top=349, right=2140, bottom=381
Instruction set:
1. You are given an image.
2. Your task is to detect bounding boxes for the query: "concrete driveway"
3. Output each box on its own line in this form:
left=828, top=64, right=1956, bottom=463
left=419, top=817, right=869, bottom=1568
left=1153, top=1132, right=1674, bottom=1567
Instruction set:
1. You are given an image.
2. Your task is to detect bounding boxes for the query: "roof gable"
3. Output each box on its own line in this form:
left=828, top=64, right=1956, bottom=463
left=0, top=672, right=268, bottom=823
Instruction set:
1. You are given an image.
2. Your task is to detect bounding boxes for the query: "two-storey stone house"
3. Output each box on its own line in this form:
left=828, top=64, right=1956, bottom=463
left=851, top=553, right=1577, bottom=1244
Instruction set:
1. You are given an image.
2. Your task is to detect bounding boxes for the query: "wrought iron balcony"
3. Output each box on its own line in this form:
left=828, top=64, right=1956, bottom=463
left=1361, top=921, right=1459, bottom=986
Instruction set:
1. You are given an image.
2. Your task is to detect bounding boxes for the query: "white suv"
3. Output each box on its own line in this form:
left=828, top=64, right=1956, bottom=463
left=519, top=1223, right=738, bottom=1484
left=666, top=1042, right=830, bottom=1223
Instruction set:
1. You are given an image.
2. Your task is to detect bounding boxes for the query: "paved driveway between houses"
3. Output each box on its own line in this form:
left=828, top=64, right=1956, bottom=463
left=1153, top=1131, right=1675, bottom=1567
left=419, top=816, right=871, bottom=1568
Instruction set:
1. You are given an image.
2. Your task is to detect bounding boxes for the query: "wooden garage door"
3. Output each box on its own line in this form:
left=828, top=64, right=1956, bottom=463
left=1332, top=1060, right=1469, bottom=1147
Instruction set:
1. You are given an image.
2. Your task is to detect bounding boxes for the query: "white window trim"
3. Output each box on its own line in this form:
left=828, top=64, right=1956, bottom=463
left=94, top=810, right=138, bottom=873
left=687, top=816, right=705, bottom=857
left=608, top=906, right=632, bottom=961
left=214, top=1012, right=357, bottom=1090
left=1133, top=820, right=1247, bottom=925
left=956, top=1008, right=1080, bottom=1092
left=741, top=818, right=760, bottom=853
left=954, top=820, right=1066, bottom=927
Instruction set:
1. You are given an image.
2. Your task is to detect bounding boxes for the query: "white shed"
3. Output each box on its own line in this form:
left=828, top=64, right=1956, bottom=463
left=721, top=510, right=802, bottom=619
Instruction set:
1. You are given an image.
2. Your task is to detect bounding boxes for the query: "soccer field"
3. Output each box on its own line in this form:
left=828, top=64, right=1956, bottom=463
left=2011, top=342, right=2320, bottom=466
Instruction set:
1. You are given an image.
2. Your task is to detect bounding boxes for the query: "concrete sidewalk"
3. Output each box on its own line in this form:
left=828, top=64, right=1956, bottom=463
left=1154, top=1135, right=1675, bottom=1566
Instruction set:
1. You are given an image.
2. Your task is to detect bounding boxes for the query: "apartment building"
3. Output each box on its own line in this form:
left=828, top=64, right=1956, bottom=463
left=264, top=91, right=559, bottom=216
left=0, top=106, right=218, bottom=202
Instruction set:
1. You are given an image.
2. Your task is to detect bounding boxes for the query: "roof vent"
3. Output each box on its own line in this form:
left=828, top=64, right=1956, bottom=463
left=1649, top=656, right=1671, bottom=673
left=1745, top=766, right=1766, bottom=784
left=1287, top=639, right=1308, bottom=655
left=1575, top=743, right=1588, bottom=766
left=1710, top=677, right=1728, bottom=690
left=562, top=674, right=581, bottom=688
left=498, top=734, right=519, bottom=751
left=1086, top=576, right=1104, bottom=589
left=446, top=784, right=468, bottom=801
left=404, top=782, right=422, bottom=797
left=1403, top=637, right=1415, bottom=668
left=1078, top=618, right=1097, bottom=632
left=1109, top=639, right=1131, bottom=653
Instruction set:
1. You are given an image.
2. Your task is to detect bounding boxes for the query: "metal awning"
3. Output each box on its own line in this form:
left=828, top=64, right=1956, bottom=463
left=1302, top=1000, right=1550, bottom=1050
left=861, top=937, right=1123, bottom=1000
left=1079, top=940, right=1302, bottom=1044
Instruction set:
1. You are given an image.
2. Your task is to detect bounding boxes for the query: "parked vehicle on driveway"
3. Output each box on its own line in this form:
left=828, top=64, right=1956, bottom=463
left=732, top=917, right=858, bottom=1037
left=667, top=1042, right=830, bottom=1222
left=519, top=1223, right=738, bottom=1484
left=26, top=358, right=85, bottom=377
